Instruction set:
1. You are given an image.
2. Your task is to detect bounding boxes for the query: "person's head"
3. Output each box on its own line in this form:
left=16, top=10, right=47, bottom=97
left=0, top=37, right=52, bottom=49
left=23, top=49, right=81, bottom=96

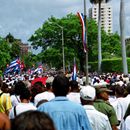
left=45, top=83, right=52, bottom=91
left=69, top=80, right=79, bottom=92
left=52, top=75, right=69, bottom=96
left=14, top=81, right=26, bottom=95
left=115, top=85, right=125, bottom=98
left=96, top=86, right=112, bottom=101
left=80, top=85, right=96, bottom=105
left=30, top=82, right=45, bottom=103
left=20, top=88, right=31, bottom=102
left=11, top=110, right=56, bottom=130
left=1, top=82, right=9, bottom=93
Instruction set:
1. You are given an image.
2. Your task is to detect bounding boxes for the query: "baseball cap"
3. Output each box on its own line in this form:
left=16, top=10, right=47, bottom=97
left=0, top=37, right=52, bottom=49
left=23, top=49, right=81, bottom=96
left=80, top=85, right=96, bottom=101
left=96, top=86, right=112, bottom=94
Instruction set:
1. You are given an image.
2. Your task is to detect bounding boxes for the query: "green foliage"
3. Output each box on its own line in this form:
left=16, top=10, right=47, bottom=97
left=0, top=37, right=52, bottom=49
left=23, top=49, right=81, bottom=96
left=0, top=70, right=2, bottom=77
left=23, top=52, right=37, bottom=69
left=89, top=58, right=130, bottom=73
left=0, top=37, right=11, bottom=70
left=10, top=41, right=21, bottom=58
left=29, top=13, right=121, bottom=72
left=5, top=33, right=15, bottom=43
left=126, top=40, right=130, bottom=57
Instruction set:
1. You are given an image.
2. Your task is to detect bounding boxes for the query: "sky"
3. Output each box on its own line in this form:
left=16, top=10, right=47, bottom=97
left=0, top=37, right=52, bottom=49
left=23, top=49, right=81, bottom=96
left=0, top=0, right=130, bottom=53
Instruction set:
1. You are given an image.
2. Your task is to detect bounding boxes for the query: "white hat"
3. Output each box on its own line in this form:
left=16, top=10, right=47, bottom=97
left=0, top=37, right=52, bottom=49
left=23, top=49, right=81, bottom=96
left=80, top=85, right=96, bottom=101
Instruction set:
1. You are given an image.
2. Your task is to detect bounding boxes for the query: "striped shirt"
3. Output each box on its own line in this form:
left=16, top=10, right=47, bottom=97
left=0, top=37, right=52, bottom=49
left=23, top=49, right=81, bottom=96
left=0, top=90, right=12, bottom=114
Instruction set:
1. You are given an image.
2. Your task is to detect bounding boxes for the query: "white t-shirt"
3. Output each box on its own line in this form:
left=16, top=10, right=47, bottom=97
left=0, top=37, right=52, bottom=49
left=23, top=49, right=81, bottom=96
left=34, top=91, right=55, bottom=106
left=110, top=97, right=124, bottom=121
left=11, top=95, right=21, bottom=107
left=83, top=105, right=112, bottom=130
left=121, top=116, right=130, bottom=130
left=115, top=95, right=130, bottom=122
left=9, top=103, right=37, bottom=119
left=67, top=92, right=81, bottom=104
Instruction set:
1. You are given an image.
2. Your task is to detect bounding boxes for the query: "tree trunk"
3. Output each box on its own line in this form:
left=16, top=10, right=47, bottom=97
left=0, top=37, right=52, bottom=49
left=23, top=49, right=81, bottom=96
left=120, top=0, right=128, bottom=74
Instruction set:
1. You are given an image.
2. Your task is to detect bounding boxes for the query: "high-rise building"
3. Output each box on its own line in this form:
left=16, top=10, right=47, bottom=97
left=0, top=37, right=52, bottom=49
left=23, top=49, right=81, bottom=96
left=89, top=1, right=112, bottom=33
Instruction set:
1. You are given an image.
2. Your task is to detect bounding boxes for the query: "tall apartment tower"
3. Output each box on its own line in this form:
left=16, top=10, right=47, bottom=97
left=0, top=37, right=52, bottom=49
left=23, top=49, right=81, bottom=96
left=89, top=1, right=113, bottom=33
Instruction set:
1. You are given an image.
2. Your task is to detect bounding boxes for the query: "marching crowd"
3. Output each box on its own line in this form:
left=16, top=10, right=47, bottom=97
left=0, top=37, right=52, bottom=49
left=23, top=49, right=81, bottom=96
left=0, top=72, right=130, bottom=130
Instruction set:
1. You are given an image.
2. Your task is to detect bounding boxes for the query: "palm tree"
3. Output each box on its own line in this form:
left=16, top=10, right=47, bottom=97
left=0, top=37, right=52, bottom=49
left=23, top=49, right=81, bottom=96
left=120, top=0, right=128, bottom=74
left=90, top=0, right=111, bottom=73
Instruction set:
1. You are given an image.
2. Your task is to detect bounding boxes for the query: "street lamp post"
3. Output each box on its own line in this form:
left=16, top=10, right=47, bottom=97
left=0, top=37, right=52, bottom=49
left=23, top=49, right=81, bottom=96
left=61, top=26, right=65, bottom=74
left=84, top=0, right=89, bottom=85
left=49, top=22, right=65, bottom=74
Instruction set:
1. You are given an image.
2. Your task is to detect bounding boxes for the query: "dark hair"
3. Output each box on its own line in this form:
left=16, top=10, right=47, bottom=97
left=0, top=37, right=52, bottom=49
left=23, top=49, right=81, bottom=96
left=69, top=80, right=79, bottom=91
left=11, top=110, right=56, bottom=130
left=46, top=83, right=52, bottom=90
left=52, top=75, right=69, bottom=96
left=126, top=83, right=130, bottom=94
left=0, top=79, right=3, bottom=88
left=1, top=82, right=9, bottom=93
left=20, top=88, right=31, bottom=100
left=115, top=85, right=124, bottom=97
left=30, top=83, right=45, bottom=103
left=14, top=81, right=26, bottom=95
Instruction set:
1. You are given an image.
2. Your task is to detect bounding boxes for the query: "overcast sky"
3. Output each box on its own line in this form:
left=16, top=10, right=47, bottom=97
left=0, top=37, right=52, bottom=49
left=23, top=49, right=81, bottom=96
left=0, top=0, right=130, bottom=53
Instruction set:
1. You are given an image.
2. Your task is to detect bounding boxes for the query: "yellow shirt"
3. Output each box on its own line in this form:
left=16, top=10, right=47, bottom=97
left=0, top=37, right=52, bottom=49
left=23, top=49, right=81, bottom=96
left=0, top=90, right=12, bottom=114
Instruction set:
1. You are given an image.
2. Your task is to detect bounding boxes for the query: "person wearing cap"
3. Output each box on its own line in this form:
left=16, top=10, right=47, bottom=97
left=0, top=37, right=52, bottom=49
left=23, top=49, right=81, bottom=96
left=94, top=86, right=118, bottom=130
left=38, top=74, right=92, bottom=130
left=80, top=85, right=112, bottom=130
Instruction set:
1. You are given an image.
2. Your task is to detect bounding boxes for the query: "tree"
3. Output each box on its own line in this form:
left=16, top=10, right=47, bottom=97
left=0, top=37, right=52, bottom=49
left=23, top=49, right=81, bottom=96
left=29, top=14, right=120, bottom=73
left=120, top=0, right=128, bottom=74
left=5, top=33, right=15, bottom=43
left=0, top=37, right=11, bottom=70
left=29, top=14, right=85, bottom=71
left=90, top=0, right=111, bottom=73
left=10, top=40, right=21, bottom=58
left=23, top=52, right=37, bottom=69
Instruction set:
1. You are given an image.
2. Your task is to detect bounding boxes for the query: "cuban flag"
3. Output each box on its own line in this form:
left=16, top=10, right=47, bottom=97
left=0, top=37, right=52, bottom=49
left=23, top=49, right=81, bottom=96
left=8, top=58, right=20, bottom=68
left=4, top=58, right=21, bottom=74
left=34, top=65, right=43, bottom=74
left=77, top=12, right=87, bottom=52
left=72, top=58, right=77, bottom=81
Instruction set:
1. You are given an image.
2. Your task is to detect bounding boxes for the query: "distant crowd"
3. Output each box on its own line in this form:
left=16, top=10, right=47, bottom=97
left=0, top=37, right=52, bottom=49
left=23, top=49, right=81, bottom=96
left=0, top=71, right=130, bottom=130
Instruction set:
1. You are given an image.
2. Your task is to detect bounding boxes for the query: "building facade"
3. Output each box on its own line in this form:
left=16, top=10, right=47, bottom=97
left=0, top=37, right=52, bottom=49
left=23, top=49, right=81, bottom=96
left=19, top=42, right=31, bottom=56
left=89, top=1, right=113, bottom=33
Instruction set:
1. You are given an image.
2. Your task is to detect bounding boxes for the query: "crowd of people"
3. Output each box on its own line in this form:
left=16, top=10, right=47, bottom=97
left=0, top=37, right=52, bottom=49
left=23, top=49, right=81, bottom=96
left=0, top=71, right=130, bottom=130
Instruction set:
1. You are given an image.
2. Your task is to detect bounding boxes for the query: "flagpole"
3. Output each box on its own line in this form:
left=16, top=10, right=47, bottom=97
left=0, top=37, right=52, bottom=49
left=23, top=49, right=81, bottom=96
left=84, top=0, right=89, bottom=85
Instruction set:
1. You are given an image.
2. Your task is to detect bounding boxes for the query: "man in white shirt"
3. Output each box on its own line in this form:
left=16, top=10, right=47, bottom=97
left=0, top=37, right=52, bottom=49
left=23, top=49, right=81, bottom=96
left=9, top=88, right=37, bottom=119
left=34, top=82, right=55, bottom=107
left=11, top=81, right=26, bottom=107
left=80, top=85, right=112, bottom=130
left=114, top=83, right=130, bottom=125
left=110, top=85, right=125, bottom=126
left=121, top=116, right=130, bottom=130
left=67, top=80, right=81, bottom=104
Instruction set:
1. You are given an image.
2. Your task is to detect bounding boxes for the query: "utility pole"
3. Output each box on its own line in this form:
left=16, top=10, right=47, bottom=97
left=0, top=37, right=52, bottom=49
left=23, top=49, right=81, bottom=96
left=84, top=0, right=89, bottom=85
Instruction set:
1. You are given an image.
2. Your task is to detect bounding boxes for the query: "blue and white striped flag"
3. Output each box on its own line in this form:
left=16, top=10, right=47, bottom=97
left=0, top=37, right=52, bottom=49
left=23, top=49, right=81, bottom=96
left=72, top=58, right=77, bottom=81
